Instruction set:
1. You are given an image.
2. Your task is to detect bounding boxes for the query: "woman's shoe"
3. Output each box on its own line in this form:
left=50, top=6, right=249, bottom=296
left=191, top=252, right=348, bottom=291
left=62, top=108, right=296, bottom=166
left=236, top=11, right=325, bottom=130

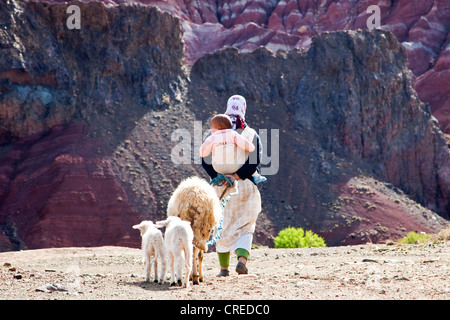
left=217, top=269, right=230, bottom=277
left=235, top=261, right=248, bottom=274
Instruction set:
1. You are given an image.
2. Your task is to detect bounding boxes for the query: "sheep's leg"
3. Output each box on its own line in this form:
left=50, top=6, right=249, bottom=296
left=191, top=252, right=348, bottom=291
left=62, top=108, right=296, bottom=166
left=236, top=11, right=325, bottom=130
left=198, top=250, right=204, bottom=283
left=192, top=246, right=199, bottom=285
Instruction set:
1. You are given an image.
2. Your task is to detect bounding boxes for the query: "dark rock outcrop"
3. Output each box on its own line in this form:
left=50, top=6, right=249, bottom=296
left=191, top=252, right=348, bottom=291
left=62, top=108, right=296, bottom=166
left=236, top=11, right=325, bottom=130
left=0, top=1, right=448, bottom=250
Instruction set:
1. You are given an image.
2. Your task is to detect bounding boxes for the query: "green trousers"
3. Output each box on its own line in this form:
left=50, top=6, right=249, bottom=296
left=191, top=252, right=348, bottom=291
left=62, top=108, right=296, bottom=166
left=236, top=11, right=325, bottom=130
left=217, top=248, right=249, bottom=268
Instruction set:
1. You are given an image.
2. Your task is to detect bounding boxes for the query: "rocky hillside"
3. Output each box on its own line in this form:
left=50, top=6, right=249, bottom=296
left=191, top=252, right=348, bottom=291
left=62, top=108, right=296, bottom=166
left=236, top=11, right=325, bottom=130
left=26, top=1, right=450, bottom=135
left=0, top=1, right=449, bottom=251
left=0, top=0, right=190, bottom=250
left=74, top=0, right=450, bottom=136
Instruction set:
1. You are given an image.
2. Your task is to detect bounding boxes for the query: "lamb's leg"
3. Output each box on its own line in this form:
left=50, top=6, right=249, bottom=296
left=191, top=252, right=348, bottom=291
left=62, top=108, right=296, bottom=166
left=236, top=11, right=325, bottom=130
left=158, top=252, right=166, bottom=284
left=153, top=258, right=158, bottom=283
left=175, top=252, right=182, bottom=286
left=169, top=252, right=176, bottom=286
left=144, top=254, right=150, bottom=282
left=184, top=246, right=192, bottom=288
left=192, top=246, right=199, bottom=285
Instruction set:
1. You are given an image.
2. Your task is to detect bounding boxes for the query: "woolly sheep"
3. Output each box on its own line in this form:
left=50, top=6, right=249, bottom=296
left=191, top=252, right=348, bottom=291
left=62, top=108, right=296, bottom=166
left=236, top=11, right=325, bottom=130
left=156, top=216, right=193, bottom=288
left=132, top=221, right=166, bottom=284
left=166, top=176, right=221, bottom=284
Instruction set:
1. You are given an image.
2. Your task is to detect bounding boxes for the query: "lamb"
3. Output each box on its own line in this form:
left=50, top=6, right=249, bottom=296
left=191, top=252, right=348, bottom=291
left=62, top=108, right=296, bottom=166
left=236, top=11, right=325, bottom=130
left=166, top=176, right=222, bottom=285
left=156, top=216, right=193, bottom=288
left=132, top=221, right=166, bottom=284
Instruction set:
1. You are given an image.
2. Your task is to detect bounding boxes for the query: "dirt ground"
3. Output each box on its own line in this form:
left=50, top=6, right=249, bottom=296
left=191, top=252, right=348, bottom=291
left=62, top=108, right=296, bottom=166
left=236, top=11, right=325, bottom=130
left=1, top=242, right=449, bottom=300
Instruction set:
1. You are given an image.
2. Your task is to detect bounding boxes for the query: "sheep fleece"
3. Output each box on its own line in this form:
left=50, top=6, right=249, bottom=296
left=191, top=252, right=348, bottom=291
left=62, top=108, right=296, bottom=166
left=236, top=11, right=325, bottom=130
left=167, top=176, right=221, bottom=251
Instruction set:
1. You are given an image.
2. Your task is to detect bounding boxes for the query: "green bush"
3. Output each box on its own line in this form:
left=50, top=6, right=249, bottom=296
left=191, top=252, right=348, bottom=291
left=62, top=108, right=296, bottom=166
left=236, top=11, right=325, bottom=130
left=401, top=231, right=431, bottom=244
left=273, top=227, right=326, bottom=248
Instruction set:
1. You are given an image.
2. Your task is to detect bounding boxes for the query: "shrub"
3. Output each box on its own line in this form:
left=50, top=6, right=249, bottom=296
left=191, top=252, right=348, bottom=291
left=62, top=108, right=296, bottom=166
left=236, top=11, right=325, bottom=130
left=400, top=231, right=431, bottom=244
left=273, top=227, right=326, bottom=248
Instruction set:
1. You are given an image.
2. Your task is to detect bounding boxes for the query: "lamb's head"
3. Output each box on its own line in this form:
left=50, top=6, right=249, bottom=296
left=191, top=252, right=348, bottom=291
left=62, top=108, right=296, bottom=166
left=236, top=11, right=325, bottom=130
left=132, top=220, right=156, bottom=236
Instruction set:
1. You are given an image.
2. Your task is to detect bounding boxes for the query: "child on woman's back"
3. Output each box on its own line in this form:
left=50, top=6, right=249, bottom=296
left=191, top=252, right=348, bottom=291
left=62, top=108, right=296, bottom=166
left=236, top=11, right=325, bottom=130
left=200, top=114, right=266, bottom=184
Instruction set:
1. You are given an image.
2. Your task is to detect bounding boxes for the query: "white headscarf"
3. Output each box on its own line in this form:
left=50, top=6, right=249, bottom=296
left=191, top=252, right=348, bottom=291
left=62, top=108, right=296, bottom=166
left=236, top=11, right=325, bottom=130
left=225, top=95, right=247, bottom=130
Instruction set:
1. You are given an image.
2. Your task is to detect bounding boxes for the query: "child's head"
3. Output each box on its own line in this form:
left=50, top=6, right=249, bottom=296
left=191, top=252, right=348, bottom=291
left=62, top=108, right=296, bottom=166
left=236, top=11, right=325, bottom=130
left=211, top=114, right=232, bottom=132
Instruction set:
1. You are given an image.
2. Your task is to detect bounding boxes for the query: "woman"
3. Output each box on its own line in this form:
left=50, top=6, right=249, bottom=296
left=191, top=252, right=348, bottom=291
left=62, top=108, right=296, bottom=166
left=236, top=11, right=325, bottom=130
left=201, top=95, right=263, bottom=276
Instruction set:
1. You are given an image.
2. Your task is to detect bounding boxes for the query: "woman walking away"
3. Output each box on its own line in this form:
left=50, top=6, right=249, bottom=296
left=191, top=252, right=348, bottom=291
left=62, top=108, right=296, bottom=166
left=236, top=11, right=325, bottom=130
left=201, top=95, right=263, bottom=276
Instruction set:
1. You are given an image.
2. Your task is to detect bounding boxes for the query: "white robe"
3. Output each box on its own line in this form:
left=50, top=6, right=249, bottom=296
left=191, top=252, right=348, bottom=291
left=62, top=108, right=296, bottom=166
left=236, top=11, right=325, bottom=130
left=214, top=126, right=262, bottom=253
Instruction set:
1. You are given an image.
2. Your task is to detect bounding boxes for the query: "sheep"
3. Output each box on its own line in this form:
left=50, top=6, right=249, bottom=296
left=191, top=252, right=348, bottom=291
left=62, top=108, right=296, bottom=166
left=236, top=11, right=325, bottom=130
left=166, top=176, right=222, bottom=285
left=132, top=221, right=166, bottom=284
left=156, top=216, right=193, bottom=288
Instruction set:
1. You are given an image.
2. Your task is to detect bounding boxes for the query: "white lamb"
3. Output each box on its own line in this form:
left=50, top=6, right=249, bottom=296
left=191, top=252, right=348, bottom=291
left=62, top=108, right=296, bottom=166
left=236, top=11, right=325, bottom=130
left=156, top=216, right=193, bottom=288
left=132, top=221, right=166, bottom=284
